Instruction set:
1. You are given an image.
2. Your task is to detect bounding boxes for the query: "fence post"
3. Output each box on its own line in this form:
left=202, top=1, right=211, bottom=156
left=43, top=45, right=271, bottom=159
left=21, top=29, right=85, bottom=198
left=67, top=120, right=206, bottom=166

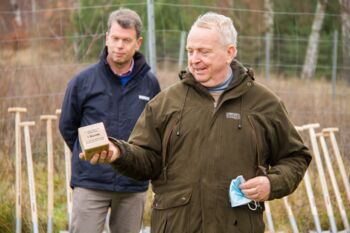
left=178, top=31, right=187, bottom=69
left=332, top=30, right=338, bottom=99
left=31, top=0, right=36, bottom=26
left=147, top=0, right=157, bottom=75
left=265, top=32, right=271, bottom=80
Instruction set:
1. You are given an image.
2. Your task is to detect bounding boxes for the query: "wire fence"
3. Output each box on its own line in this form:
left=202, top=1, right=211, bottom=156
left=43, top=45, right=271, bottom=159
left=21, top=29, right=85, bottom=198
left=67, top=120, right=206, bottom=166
left=0, top=0, right=349, bottom=151
left=0, top=1, right=348, bottom=72
left=0, top=2, right=350, bottom=232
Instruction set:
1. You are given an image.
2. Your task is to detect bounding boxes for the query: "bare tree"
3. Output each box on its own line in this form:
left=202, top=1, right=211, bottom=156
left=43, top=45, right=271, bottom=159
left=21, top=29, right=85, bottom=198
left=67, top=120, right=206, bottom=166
left=301, top=0, right=327, bottom=80
left=339, top=0, right=350, bottom=84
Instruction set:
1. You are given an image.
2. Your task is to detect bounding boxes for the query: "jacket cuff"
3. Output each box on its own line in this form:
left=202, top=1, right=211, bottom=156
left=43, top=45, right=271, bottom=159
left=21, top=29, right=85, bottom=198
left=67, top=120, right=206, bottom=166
left=267, top=173, right=284, bottom=200
left=108, top=137, right=129, bottom=166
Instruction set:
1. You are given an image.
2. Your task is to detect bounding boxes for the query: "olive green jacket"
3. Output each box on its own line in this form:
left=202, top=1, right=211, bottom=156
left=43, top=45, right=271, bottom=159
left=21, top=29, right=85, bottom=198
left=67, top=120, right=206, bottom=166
left=111, top=60, right=311, bottom=233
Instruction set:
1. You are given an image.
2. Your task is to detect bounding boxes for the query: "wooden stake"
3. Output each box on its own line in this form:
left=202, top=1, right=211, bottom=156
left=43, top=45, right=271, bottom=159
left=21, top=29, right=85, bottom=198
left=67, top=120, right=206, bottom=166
left=283, top=196, right=299, bottom=233
left=8, top=107, right=27, bottom=233
left=303, top=123, right=337, bottom=233
left=56, top=109, right=73, bottom=228
left=40, top=115, right=57, bottom=233
left=264, top=202, right=275, bottom=233
left=322, top=128, right=350, bottom=205
left=318, top=131, right=350, bottom=231
left=295, top=125, right=323, bottom=233
left=19, top=121, right=39, bottom=233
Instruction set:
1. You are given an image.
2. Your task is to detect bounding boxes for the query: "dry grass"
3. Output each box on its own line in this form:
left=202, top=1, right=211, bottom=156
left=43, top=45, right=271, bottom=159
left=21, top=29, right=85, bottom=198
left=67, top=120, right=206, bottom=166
left=0, top=49, right=349, bottom=232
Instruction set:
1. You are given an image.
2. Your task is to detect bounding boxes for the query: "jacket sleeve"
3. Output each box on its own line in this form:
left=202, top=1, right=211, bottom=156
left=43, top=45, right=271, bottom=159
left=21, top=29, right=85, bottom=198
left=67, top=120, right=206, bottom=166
left=110, top=103, right=162, bottom=181
left=266, top=101, right=312, bottom=200
left=149, top=71, right=161, bottom=97
left=59, top=78, right=82, bottom=151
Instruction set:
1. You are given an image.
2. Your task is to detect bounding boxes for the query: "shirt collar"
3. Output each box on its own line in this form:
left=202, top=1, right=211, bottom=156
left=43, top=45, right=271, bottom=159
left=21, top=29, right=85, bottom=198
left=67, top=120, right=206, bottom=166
left=207, top=67, right=233, bottom=92
left=119, top=59, right=134, bottom=77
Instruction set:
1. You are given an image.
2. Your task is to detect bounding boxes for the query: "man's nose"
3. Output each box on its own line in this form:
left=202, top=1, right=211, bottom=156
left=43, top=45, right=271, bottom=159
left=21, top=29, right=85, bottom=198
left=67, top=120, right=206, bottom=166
left=191, top=51, right=201, bottom=63
left=116, top=39, right=124, bottom=48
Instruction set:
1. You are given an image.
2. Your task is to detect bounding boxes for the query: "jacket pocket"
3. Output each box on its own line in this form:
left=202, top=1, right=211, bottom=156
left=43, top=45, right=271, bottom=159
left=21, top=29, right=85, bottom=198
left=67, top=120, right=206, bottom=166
left=151, top=188, right=192, bottom=233
left=233, top=205, right=265, bottom=233
left=156, top=117, right=178, bottom=185
left=247, top=115, right=268, bottom=176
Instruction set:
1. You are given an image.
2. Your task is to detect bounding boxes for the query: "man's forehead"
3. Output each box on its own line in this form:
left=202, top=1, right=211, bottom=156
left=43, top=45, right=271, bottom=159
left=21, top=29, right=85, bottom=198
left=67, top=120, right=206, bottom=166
left=108, top=23, right=137, bottom=36
left=189, top=25, right=216, bottom=34
left=186, top=43, right=213, bottom=50
left=187, top=27, right=220, bottom=48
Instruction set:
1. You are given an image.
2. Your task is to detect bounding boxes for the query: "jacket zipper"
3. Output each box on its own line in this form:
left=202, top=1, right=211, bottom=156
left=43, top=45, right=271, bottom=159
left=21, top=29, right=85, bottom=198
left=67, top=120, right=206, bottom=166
left=247, top=116, right=265, bottom=175
left=160, top=121, right=177, bottom=184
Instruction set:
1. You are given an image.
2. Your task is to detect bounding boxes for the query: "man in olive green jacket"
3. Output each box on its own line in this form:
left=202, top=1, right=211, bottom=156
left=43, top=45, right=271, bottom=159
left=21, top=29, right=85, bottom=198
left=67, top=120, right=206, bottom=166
left=81, top=12, right=311, bottom=233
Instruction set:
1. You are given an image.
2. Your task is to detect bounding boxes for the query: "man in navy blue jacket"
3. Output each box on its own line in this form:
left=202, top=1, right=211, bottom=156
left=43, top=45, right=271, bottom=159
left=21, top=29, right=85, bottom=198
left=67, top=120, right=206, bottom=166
left=59, top=8, right=160, bottom=233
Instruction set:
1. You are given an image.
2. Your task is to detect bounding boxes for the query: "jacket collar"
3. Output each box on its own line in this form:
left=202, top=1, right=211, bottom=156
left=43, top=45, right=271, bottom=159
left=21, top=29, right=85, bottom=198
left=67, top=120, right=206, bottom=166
left=179, top=59, right=255, bottom=99
left=100, top=46, right=151, bottom=79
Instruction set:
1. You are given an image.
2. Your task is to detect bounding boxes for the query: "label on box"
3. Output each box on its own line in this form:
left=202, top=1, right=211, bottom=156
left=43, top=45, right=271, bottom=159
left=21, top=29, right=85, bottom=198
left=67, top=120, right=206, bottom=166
left=78, top=122, right=109, bottom=160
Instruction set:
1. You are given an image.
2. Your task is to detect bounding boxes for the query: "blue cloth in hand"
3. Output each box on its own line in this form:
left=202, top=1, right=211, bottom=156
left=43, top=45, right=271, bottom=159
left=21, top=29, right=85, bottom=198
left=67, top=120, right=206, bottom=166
left=229, top=175, right=252, bottom=208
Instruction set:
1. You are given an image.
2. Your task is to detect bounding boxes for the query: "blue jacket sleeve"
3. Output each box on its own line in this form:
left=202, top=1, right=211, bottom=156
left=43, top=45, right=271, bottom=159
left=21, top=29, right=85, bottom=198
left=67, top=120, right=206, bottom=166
left=150, top=71, right=161, bottom=97
left=59, top=78, right=82, bottom=151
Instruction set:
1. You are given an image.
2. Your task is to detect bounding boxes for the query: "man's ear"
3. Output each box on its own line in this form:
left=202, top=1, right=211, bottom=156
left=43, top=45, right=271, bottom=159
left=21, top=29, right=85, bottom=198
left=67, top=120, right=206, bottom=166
left=136, top=37, right=143, bottom=51
left=227, top=44, right=237, bottom=61
left=105, top=32, right=109, bottom=46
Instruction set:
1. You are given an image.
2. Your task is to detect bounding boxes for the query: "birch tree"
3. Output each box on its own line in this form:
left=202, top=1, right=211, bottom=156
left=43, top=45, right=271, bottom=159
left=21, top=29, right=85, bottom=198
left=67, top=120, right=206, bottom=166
left=264, top=0, right=274, bottom=41
left=301, top=0, right=327, bottom=80
left=339, top=0, right=350, bottom=84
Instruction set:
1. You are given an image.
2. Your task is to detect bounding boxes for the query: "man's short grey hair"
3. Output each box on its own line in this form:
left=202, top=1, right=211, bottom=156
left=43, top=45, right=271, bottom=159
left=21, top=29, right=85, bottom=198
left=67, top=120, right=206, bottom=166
left=107, top=8, right=143, bottom=38
left=192, top=12, right=237, bottom=47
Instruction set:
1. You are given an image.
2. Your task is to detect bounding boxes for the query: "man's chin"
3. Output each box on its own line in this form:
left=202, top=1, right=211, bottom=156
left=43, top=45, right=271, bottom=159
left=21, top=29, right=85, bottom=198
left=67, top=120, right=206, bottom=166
left=112, top=59, right=128, bottom=66
left=194, top=75, right=209, bottom=83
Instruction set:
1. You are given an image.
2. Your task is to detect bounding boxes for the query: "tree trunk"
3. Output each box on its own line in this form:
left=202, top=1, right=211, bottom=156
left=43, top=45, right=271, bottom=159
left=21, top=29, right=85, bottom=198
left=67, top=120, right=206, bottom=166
left=264, top=0, right=274, bottom=35
left=31, top=0, right=36, bottom=26
left=10, top=0, right=22, bottom=27
left=339, top=0, right=350, bottom=84
left=301, top=0, right=327, bottom=80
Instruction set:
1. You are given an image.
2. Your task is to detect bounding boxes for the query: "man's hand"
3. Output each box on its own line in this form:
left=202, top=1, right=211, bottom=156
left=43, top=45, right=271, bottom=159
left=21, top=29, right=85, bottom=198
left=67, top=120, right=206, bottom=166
left=79, top=141, right=120, bottom=165
left=239, top=176, right=270, bottom=202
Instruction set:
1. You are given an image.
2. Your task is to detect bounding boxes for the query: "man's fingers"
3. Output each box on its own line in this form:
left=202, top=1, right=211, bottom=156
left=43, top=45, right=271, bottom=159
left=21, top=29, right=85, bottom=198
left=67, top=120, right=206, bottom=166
left=79, top=142, right=120, bottom=164
left=98, top=151, right=107, bottom=162
left=239, top=176, right=271, bottom=202
left=106, top=150, right=114, bottom=163
left=239, top=177, right=259, bottom=189
left=242, top=187, right=262, bottom=201
left=90, top=153, right=100, bottom=165
left=241, top=187, right=256, bottom=196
